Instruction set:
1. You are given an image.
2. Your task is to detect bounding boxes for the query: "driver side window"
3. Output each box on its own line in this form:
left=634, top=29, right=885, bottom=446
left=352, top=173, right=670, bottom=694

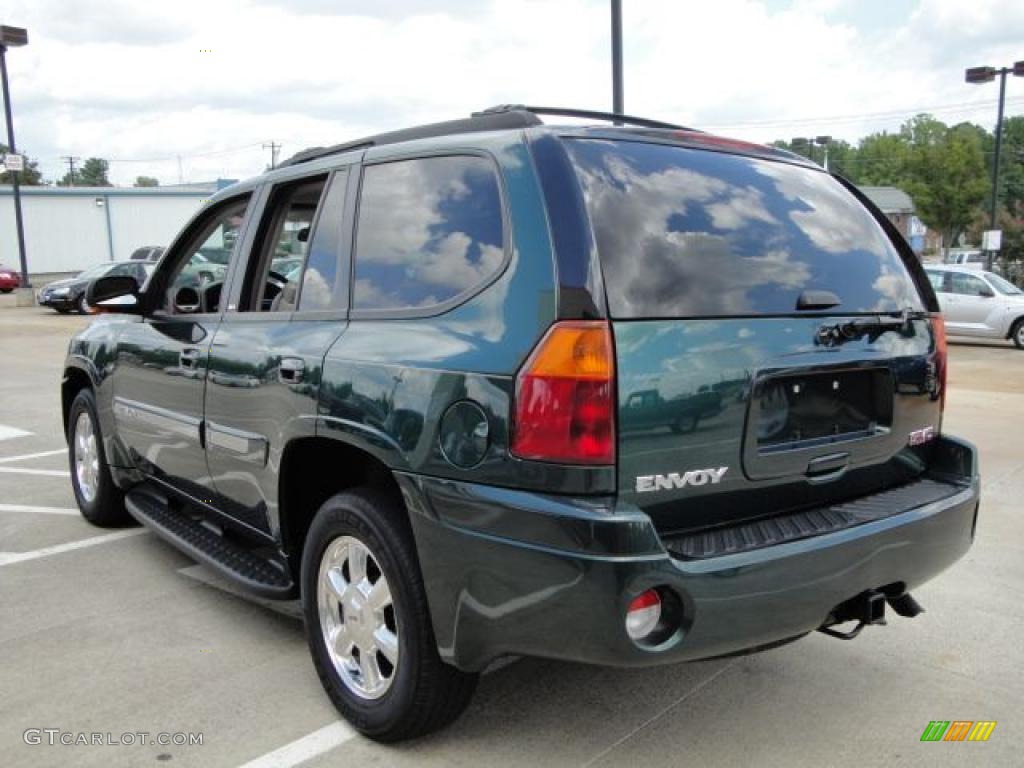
left=164, top=197, right=250, bottom=314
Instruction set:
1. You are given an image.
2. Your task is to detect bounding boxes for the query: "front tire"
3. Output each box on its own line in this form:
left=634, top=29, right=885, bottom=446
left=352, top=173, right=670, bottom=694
left=1012, top=319, right=1024, bottom=350
left=68, top=389, right=131, bottom=527
left=301, top=488, right=477, bottom=742
left=78, top=294, right=90, bottom=314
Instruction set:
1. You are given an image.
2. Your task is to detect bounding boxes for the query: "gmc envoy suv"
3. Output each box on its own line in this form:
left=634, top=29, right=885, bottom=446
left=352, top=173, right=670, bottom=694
left=63, top=106, right=980, bottom=741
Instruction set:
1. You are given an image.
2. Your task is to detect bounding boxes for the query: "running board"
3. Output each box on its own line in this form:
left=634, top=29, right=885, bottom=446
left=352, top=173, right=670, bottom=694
left=125, top=486, right=295, bottom=599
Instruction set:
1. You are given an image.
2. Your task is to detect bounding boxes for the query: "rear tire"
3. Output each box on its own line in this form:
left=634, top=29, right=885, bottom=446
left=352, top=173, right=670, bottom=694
left=301, top=488, right=477, bottom=742
left=68, top=388, right=132, bottom=527
left=1012, top=319, right=1024, bottom=350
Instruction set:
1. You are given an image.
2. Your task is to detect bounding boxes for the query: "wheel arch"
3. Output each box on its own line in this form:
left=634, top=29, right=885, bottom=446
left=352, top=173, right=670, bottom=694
left=279, top=435, right=406, bottom=579
left=1006, top=314, right=1024, bottom=341
left=61, top=364, right=95, bottom=436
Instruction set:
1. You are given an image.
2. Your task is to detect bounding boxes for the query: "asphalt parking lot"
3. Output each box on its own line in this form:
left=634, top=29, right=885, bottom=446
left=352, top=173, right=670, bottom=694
left=1, top=306, right=1022, bottom=768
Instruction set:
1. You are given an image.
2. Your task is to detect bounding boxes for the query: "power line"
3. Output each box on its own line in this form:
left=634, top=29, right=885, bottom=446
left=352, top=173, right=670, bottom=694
left=704, top=97, right=1024, bottom=131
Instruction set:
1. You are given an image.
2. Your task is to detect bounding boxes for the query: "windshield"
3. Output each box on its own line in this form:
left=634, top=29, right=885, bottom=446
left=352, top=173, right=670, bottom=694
left=986, top=272, right=1023, bottom=295
left=567, top=139, right=922, bottom=318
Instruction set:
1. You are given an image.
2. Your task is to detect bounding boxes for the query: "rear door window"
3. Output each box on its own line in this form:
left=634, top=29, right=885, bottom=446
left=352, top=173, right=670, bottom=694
left=567, top=139, right=923, bottom=318
left=950, top=272, right=989, bottom=296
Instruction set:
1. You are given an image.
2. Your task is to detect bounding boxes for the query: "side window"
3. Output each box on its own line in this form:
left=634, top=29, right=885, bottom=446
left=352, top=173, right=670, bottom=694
left=925, top=271, right=947, bottom=292
left=241, top=177, right=327, bottom=312
left=298, top=171, right=349, bottom=312
left=163, top=196, right=250, bottom=314
left=950, top=273, right=988, bottom=296
left=352, top=155, right=504, bottom=312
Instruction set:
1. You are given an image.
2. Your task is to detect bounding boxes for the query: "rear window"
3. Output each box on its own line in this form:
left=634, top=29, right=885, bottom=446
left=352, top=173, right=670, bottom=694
left=567, top=139, right=923, bottom=318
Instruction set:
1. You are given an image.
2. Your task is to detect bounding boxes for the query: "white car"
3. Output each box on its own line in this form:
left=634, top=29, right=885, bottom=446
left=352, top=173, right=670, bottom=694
left=924, top=265, right=1024, bottom=349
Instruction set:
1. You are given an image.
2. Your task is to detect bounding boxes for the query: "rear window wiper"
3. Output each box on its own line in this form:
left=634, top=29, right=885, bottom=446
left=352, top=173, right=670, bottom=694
left=816, top=308, right=929, bottom=347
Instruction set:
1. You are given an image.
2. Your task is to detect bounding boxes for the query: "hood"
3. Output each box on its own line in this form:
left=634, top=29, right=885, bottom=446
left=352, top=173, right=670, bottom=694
left=42, top=276, right=87, bottom=291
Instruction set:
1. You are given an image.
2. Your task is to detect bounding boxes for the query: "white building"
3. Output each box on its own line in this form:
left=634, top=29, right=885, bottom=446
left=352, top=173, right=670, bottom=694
left=0, top=181, right=233, bottom=278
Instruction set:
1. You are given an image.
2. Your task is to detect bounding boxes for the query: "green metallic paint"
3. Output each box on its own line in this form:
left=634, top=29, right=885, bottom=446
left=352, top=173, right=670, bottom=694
left=614, top=316, right=944, bottom=532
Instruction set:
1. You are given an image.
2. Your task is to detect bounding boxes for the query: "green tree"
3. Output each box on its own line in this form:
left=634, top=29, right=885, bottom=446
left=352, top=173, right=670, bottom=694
left=0, top=142, right=44, bottom=185
left=904, top=120, right=988, bottom=250
left=59, top=157, right=111, bottom=187
left=854, top=131, right=911, bottom=185
left=134, top=175, right=159, bottom=187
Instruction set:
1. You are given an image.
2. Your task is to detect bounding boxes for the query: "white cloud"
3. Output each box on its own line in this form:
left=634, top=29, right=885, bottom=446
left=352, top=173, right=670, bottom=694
left=1, top=0, right=1020, bottom=186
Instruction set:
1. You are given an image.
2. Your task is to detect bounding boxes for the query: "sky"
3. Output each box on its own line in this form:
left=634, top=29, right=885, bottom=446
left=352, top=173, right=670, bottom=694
left=2, top=0, right=1023, bottom=186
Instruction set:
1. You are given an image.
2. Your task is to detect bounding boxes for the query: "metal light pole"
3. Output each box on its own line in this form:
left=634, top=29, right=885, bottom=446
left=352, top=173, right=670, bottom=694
left=966, top=61, right=1024, bottom=270
left=0, top=25, right=29, bottom=288
left=611, top=0, right=623, bottom=124
left=815, top=135, right=832, bottom=171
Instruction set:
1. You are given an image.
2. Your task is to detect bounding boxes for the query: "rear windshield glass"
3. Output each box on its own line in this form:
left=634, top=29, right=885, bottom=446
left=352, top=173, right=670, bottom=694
left=567, top=139, right=923, bottom=318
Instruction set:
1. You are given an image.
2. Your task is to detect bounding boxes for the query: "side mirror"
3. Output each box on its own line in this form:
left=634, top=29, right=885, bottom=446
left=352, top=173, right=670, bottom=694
left=174, top=285, right=201, bottom=314
left=85, top=275, right=141, bottom=313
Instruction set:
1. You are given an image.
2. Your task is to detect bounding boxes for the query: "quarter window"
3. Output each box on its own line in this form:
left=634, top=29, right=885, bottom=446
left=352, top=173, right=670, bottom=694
left=352, top=155, right=504, bottom=312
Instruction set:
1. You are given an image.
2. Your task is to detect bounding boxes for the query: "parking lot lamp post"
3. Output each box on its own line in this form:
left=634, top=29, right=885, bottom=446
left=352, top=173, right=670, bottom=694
left=815, top=135, right=832, bottom=171
left=965, top=61, right=1024, bottom=270
left=0, top=25, right=29, bottom=289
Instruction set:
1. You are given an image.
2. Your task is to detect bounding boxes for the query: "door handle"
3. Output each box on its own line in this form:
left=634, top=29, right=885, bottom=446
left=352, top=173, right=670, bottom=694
left=180, top=347, right=202, bottom=369
left=279, top=357, right=305, bottom=384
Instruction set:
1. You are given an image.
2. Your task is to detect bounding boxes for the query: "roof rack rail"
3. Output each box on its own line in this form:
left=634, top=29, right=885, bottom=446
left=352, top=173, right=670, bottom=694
left=280, top=109, right=542, bottom=167
left=473, top=104, right=693, bottom=131
left=280, top=104, right=695, bottom=168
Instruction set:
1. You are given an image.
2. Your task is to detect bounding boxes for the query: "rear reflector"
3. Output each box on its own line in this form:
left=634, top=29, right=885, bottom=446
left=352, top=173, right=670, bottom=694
left=626, top=589, right=662, bottom=641
left=932, top=314, right=947, bottom=412
left=511, top=321, right=615, bottom=464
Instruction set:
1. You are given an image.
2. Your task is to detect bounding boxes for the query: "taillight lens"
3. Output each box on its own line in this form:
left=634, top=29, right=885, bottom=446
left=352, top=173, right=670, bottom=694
left=511, top=321, right=615, bottom=464
left=932, top=314, right=947, bottom=412
left=625, top=589, right=663, bottom=641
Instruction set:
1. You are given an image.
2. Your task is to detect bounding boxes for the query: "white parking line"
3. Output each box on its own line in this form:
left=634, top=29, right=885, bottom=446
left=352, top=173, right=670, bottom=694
left=0, top=424, right=31, bottom=442
left=0, top=503, right=79, bottom=516
left=0, top=448, right=66, bottom=464
left=0, top=466, right=70, bottom=477
left=235, top=722, right=356, bottom=768
left=0, top=529, right=147, bottom=567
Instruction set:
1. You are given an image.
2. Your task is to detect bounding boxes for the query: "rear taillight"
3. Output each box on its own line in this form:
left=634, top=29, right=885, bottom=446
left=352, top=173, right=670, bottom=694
left=932, top=314, right=948, bottom=412
left=511, top=321, right=615, bottom=464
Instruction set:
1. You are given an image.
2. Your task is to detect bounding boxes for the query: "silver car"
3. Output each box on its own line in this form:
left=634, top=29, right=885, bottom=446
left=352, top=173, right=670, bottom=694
left=925, top=265, right=1024, bottom=349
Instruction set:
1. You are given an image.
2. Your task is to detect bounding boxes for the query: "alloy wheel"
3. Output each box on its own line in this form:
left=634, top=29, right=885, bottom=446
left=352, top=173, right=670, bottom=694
left=317, top=535, right=399, bottom=700
left=73, top=411, right=100, bottom=504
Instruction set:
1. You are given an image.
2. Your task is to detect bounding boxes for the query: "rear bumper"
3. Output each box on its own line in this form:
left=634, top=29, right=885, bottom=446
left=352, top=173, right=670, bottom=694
left=399, top=435, right=979, bottom=672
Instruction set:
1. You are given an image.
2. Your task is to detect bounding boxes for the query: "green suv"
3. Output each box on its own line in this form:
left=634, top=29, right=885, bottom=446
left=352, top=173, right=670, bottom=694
left=64, top=106, right=980, bottom=742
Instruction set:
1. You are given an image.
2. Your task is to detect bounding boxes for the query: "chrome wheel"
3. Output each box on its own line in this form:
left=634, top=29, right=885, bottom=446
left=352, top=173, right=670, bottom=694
left=73, top=411, right=100, bottom=504
left=1016, top=324, right=1024, bottom=348
left=317, top=535, right=399, bottom=700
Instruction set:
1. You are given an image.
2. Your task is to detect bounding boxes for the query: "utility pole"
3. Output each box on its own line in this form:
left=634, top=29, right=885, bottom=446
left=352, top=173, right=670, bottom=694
left=61, top=155, right=79, bottom=186
left=263, top=141, right=281, bottom=170
left=610, top=0, right=624, bottom=124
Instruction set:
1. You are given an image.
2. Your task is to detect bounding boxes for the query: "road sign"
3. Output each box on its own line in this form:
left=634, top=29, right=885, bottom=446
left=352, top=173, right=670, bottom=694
left=982, top=230, right=1002, bottom=251
left=2, top=153, right=25, bottom=172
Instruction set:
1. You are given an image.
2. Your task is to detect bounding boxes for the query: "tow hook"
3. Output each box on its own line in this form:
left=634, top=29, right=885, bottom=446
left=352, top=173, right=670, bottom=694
left=818, top=589, right=895, bottom=640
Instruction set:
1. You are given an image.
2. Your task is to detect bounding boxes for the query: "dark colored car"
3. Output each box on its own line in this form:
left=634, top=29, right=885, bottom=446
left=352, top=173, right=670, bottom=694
left=38, top=261, right=153, bottom=314
left=0, top=264, right=20, bottom=293
left=63, top=107, right=979, bottom=742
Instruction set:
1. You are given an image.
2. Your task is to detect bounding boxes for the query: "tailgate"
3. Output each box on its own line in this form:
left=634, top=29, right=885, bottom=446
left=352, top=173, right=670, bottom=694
left=615, top=317, right=943, bottom=532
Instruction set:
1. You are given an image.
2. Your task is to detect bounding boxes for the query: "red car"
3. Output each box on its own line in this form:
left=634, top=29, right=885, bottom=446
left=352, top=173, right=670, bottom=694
left=0, top=265, right=21, bottom=293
